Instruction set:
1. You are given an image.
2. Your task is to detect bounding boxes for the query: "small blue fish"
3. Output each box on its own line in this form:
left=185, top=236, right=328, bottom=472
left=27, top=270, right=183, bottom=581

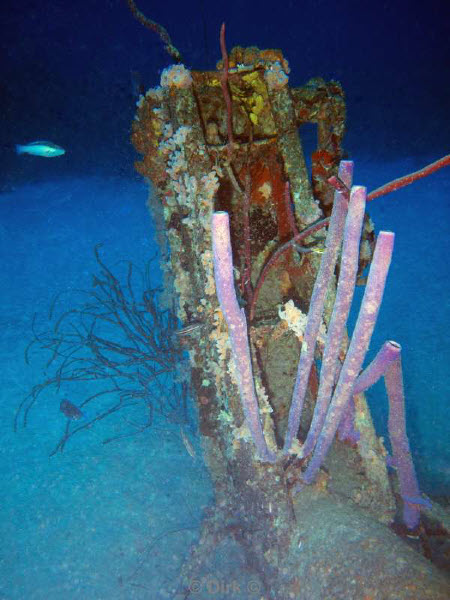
left=16, top=140, right=65, bottom=158
left=60, top=399, right=84, bottom=420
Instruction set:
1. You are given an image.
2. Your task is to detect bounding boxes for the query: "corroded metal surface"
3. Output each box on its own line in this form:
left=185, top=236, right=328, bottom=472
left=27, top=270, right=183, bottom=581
left=129, top=48, right=418, bottom=598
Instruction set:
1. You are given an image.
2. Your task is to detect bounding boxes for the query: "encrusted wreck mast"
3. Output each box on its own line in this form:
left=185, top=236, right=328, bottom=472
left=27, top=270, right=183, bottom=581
left=131, top=46, right=448, bottom=599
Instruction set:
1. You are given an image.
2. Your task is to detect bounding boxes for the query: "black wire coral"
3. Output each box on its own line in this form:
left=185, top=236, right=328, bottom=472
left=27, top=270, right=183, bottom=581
left=15, top=245, right=189, bottom=455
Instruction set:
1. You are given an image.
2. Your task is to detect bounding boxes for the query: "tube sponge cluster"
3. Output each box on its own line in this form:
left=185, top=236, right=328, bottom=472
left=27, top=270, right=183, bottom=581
left=211, top=162, right=429, bottom=529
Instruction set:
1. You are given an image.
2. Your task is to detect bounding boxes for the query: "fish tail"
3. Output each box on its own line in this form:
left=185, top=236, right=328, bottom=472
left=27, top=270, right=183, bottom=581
left=15, top=144, right=24, bottom=154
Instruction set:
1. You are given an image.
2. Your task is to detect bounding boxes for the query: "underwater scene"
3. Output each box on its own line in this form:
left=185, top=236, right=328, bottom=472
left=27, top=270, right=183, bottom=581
left=1, top=1, right=449, bottom=598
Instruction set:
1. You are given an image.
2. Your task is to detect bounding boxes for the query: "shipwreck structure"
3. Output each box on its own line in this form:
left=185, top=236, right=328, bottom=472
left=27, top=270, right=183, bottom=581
left=131, top=41, right=449, bottom=599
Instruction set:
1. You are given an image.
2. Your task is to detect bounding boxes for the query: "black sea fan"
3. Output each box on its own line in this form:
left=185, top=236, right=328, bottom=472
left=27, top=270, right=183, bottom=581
left=15, top=245, right=189, bottom=455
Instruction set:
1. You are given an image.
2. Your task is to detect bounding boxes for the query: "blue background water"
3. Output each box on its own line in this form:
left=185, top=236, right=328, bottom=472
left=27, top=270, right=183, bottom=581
left=1, top=1, right=449, bottom=598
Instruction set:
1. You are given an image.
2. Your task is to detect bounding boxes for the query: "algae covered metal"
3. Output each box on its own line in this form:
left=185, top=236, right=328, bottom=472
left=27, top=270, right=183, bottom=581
left=130, top=44, right=447, bottom=599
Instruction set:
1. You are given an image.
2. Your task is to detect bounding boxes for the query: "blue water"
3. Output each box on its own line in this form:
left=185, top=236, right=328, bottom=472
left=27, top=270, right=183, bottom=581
left=0, top=177, right=213, bottom=598
left=1, top=0, right=449, bottom=597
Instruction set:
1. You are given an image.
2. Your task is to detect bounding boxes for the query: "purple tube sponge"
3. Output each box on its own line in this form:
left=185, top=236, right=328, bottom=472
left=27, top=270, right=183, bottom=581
left=337, top=396, right=360, bottom=444
left=385, top=352, right=431, bottom=529
left=302, top=231, right=395, bottom=484
left=212, top=211, right=276, bottom=462
left=337, top=160, right=354, bottom=190
left=283, top=161, right=354, bottom=454
left=353, top=340, right=401, bottom=394
left=301, top=185, right=366, bottom=458
left=337, top=340, right=401, bottom=445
